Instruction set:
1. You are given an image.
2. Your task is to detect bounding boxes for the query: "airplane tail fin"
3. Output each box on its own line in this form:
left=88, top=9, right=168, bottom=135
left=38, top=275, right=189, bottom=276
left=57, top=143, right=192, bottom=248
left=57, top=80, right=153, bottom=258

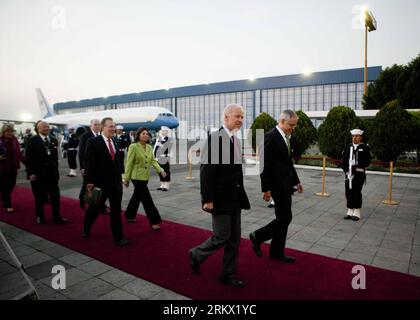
left=36, top=88, right=55, bottom=118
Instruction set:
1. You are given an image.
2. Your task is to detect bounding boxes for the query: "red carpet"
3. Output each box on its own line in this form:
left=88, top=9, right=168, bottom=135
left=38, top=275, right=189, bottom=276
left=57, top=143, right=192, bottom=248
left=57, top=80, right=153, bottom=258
left=1, top=187, right=420, bottom=300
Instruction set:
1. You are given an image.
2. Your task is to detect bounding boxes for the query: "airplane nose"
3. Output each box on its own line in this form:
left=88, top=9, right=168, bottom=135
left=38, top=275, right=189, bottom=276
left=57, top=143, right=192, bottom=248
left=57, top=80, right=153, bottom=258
left=171, top=117, right=179, bottom=128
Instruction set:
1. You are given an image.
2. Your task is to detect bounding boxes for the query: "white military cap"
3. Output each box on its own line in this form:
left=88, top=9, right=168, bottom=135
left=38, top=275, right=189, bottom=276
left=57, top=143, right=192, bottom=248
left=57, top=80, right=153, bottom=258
left=350, top=129, right=364, bottom=136
left=161, top=126, right=170, bottom=131
left=116, top=125, right=124, bottom=130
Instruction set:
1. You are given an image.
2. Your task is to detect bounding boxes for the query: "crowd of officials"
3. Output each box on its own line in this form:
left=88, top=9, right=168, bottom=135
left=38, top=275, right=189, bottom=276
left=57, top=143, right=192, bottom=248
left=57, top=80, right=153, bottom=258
left=0, top=104, right=371, bottom=288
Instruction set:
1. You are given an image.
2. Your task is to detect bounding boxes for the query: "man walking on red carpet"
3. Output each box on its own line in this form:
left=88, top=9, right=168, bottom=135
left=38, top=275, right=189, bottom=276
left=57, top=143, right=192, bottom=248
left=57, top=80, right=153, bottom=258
left=249, top=110, right=303, bottom=262
left=78, top=119, right=101, bottom=209
left=25, top=121, right=69, bottom=225
left=83, top=117, right=129, bottom=246
left=189, top=104, right=250, bottom=288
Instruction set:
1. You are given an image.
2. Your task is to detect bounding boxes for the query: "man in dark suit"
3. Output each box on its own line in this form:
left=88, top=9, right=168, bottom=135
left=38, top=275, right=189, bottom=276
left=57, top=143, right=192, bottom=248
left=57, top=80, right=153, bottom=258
left=189, top=104, right=250, bottom=288
left=25, top=120, right=69, bottom=224
left=83, top=117, right=129, bottom=246
left=78, top=119, right=101, bottom=208
left=249, top=110, right=303, bottom=263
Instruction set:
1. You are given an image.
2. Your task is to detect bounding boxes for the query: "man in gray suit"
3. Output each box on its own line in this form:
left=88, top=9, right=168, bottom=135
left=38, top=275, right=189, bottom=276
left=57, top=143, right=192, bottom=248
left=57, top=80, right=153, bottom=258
left=189, top=104, right=250, bottom=288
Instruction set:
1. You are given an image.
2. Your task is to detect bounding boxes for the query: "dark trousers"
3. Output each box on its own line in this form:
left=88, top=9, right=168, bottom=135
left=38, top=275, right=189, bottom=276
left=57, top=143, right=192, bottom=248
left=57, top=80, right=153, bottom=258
left=67, top=150, right=77, bottom=169
left=79, top=175, right=87, bottom=204
left=84, top=187, right=124, bottom=241
left=190, top=211, right=241, bottom=277
left=254, top=189, right=292, bottom=257
left=0, top=169, right=17, bottom=208
left=345, top=173, right=366, bottom=209
left=159, top=162, right=171, bottom=182
left=119, top=151, right=125, bottom=173
left=30, top=176, right=61, bottom=220
left=125, top=180, right=161, bottom=225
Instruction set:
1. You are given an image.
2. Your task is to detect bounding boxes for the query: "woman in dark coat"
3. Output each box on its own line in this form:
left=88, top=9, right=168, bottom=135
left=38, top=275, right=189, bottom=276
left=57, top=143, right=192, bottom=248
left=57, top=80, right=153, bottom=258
left=0, top=124, right=24, bottom=213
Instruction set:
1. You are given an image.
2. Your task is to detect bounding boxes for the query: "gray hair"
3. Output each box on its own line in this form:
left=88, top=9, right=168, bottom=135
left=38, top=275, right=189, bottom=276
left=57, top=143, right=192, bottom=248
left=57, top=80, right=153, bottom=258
left=222, top=103, right=244, bottom=122
left=90, top=119, right=100, bottom=125
left=279, top=110, right=298, bottom=122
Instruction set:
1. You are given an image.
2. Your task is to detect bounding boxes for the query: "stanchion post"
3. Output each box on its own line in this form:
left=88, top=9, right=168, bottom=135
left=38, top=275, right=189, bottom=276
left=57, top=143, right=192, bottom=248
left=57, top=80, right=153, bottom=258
left=315, top=156, right=330, bottom=197
left=185, top=149, right=195, bottom=180
left=382, top=161, right=399, bottom=205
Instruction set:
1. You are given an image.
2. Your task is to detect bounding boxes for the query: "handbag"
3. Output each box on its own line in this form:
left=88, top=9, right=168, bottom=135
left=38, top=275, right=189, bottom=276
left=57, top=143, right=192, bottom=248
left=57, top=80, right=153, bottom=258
left=84, top=187, right=103, bottom=206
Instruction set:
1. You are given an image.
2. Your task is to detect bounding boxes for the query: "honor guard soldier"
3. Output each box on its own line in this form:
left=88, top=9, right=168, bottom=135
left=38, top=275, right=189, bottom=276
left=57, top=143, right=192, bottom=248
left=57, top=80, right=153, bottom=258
left=63, top=127, right=79, bottom=177
left=116, top=125, right=131, bottom=174
left=153, top=126, right=172, bottom=191
left=342, top=129, right=372, bottom=221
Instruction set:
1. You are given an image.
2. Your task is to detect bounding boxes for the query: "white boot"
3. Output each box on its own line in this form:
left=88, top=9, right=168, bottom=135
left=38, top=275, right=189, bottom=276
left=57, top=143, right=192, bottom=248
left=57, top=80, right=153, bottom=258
left=162, top=182, right=169, bottom=191
left=344, top=208, right=354, bottom=220
left=352, top=209, right=361, bottom=221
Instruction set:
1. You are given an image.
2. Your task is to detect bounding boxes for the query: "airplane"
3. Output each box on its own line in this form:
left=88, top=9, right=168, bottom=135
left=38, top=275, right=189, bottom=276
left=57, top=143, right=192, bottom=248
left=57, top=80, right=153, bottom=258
left=36, top=89, right=179, bottom=135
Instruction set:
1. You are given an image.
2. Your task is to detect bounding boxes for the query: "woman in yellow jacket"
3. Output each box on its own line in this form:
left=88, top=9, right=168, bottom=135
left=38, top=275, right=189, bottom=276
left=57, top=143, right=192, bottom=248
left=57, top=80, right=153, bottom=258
left=123, top=128, right=166, bottom=230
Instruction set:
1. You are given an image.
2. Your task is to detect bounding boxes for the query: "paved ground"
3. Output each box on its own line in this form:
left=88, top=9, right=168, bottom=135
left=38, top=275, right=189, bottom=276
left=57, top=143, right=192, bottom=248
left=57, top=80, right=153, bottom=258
left=1, top=160, right=420, bottom=300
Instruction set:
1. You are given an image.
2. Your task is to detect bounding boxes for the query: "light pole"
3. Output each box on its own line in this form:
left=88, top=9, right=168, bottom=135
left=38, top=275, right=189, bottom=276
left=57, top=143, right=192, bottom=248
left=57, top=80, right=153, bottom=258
left=363, top=9, right=377, bottom=95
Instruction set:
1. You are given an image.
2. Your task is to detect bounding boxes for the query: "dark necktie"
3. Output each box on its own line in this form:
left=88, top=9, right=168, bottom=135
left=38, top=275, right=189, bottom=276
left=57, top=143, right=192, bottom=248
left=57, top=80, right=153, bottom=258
left=44, top=137, right=51, bottom=156
left=231, top=136, right=238, bottom=164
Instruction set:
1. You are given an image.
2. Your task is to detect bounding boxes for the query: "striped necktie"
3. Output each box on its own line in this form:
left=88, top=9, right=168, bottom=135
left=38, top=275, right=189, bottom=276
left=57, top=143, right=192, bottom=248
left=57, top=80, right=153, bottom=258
left=285, top=135, right=291, bottom=156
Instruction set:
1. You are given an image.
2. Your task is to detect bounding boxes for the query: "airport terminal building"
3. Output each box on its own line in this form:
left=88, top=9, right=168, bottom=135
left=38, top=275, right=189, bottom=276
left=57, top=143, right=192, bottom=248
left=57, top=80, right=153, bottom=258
left=53, top=66, right=381, bottom=138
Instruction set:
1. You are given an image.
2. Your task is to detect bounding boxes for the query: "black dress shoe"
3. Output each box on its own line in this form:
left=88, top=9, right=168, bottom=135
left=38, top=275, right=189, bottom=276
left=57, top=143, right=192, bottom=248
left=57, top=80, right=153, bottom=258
left=344, top=215, right=353, bottom=220
left=218, top=276, right=246, bottom=288
left=352, top=216, right=360, bottom=221
left=101, top=206, right=111, bottom=215
left=36, top=217, right=45, bottom=224
left=267, top=203, right=275, bottom=208
left=161, top=188, right=168, bottom=192
left=156, top=187, right=163, bottom=191
left=115, top=239, right=130, bottom=246
left=82, top=232, right=89, bottom=239
left=189, top=250, right=200, bottom=275
left=270, top=255, right=295, bottom=263
left=53, top=218, right=69, bottom=224
left=80, top=201, right=85, bottom=209
left=249, top=232, right=262, bottom=257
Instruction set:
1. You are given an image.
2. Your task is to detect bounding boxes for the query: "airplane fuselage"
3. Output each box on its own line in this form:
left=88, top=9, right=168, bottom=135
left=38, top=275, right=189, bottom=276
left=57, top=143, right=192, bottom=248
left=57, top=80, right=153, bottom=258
left=45, top=106, right=179, bottom=131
